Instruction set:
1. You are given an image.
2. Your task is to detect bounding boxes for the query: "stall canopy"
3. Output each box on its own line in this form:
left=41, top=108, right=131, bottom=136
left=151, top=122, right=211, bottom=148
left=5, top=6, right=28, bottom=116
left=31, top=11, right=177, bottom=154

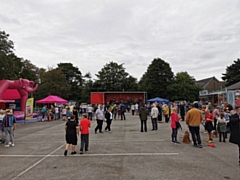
left=147, top=97, right=169, bottom=104
left=36, top=95, right=68, bottom=104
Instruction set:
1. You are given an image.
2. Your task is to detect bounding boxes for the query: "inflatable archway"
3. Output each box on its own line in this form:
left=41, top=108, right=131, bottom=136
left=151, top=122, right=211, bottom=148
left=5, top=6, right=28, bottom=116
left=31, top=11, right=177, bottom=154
left=0, top=78, right=38, bottom=111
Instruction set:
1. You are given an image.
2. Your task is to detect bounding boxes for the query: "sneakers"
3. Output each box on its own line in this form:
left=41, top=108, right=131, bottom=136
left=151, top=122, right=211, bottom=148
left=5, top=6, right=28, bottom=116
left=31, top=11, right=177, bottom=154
left=193, top=144, right=198, bottom=148
left=80, top=151, right=83, bottom=154
left=198, top=144, right=203, bottom=148
left=207, top=140, right=213, bottom=143
left=11, top=143, right=15, bottom=147
left=71, top=151, right=76, bottom=155
left=174, top=141, right=180, bottom=145
left=64, top=150, right=68, bottom=156
left=5, top=145, right=9, bottom=148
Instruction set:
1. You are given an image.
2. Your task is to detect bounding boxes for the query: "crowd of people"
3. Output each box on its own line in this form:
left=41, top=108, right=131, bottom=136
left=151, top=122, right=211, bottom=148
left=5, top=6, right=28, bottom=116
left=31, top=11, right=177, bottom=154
left=1, top=100, right=240, bottom=165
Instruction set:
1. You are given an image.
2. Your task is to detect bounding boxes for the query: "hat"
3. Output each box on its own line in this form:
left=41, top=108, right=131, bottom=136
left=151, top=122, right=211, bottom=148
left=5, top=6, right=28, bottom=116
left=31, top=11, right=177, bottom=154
left=235, top=106, right=240, bottom=109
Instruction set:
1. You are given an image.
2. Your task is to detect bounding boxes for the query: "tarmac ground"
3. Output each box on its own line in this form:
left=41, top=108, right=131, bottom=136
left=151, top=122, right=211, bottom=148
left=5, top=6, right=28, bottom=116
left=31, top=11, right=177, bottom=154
left=0, top=112, right=240, bottom=180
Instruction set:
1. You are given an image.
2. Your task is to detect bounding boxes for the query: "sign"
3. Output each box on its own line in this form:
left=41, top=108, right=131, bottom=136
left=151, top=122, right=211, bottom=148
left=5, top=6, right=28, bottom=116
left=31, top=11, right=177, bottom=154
left=199, top=90, right=208, bottom=96
left=25, top=98, right=34, bottom=120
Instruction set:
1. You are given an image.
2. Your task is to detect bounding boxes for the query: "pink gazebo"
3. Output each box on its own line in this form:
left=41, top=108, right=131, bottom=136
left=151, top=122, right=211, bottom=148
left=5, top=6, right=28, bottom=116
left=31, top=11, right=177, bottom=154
left=36, top=95, right=68, bottom=104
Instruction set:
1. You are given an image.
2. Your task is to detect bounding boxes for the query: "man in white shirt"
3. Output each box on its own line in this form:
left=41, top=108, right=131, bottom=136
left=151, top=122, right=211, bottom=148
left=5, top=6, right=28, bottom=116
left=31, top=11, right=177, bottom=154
left=95, top=105, right=104, bottom=133
left=151, top=103, right=159, bottom=131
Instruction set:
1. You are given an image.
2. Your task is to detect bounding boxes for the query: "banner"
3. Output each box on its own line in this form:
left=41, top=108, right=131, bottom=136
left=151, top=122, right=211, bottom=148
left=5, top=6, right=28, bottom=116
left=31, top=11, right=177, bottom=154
left=25, top=98, right=34, bottom=120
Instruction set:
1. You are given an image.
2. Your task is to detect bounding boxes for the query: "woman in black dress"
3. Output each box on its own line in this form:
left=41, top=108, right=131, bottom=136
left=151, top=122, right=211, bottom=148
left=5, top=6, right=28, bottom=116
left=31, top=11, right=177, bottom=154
left=64, top=115, right=79, bottom=156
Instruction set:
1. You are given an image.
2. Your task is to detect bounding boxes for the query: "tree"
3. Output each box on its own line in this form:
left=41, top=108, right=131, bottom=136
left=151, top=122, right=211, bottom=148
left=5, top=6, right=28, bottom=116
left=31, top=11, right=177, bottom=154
left=81, top=72, right=93, bottom=103
left=0, top=30, right=14, bottom=55
left=167, top=72, right=202, bottom=102
left=222, top=59, right=240, bottom=87
left=94, top=61, right=138, bottom=91
left=57, top=63, right=83, bottom=101
left=35, top=68, right=71, bottom=100
left=139, top=58, right=174, bottom=99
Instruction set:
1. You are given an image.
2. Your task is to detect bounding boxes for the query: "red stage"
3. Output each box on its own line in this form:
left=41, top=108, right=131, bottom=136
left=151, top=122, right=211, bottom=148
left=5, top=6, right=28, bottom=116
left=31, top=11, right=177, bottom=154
left=90, top=91, right=147, bottom=104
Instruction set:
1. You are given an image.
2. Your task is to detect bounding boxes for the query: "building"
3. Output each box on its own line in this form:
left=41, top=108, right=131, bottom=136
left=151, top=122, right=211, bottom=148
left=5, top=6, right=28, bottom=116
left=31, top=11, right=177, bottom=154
left=196, top=76, right=225, bottom=93
left=196, top=77, right=226, bottom=105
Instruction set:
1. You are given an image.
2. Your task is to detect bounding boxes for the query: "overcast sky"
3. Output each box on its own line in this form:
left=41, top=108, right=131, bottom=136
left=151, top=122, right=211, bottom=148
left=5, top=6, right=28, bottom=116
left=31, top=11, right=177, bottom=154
left=1, top=0, right=240, bottom=81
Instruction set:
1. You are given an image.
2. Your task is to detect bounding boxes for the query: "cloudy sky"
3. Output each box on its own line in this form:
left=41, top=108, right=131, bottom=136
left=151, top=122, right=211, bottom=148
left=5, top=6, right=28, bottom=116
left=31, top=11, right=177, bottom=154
left=1, top=0, right=240, bottom=81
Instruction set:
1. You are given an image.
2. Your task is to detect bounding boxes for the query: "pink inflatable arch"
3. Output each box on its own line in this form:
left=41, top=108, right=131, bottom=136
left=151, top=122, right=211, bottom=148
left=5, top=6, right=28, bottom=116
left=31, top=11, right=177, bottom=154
left=0, top=78, right=38, bottom=111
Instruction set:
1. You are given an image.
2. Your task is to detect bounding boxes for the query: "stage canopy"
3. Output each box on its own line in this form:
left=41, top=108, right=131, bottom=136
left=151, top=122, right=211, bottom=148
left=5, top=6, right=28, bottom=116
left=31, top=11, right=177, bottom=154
left=147, top=97, right=169, bottom=104
left=36, top=95, right=68, bottom=104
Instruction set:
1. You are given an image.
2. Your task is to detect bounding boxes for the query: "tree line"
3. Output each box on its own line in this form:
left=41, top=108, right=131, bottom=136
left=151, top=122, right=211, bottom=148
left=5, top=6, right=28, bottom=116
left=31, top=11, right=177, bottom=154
left=1, top=30, right=239, bottom=103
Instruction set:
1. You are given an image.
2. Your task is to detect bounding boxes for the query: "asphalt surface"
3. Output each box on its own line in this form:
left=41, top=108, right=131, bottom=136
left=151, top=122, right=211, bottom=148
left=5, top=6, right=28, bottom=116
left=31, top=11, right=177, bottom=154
left=0, top=112, right=240, bottom=180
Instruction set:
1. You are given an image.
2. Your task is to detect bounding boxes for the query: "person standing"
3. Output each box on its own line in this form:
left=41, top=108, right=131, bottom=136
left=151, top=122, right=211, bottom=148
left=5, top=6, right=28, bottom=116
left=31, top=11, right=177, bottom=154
left=72, top=107, right=79, bottom=124
left=95, top=105, right=104, bottom=133
left=170, top=108, right=181, bottom=144
left=217, top=113, right=227, bottom=142
left=120, top=103, right=126, bottom=120
left=64, top=115, right=79, bottom=156
left=87, top=104, right=93, bottom=121
left=164, top=105, right=169, bottom=123
left=135, top=103, right=139, bottom=115
left=157, top=103, right=162, bottom=122
left=139, top=104, right=148, bottom=132
left=205, top=110, right=214, bottom=143
left=41, top=105, right=47, bottom=120
left=151, top=103, right=159, bottom=131
left=131, top=104, right=135, bottom=115
left=105, top=107, right=113, bottom=132
left=2, top=109, right=16, bottom=147
left=229, top=106, right=240, bottom=165
left=79, top=114, right=91, bottom=154
left=179, top=102, right=185, bottom=122
left=212, top=106, right=220, bottom=131
left=186, top=103, right=203, bottom=148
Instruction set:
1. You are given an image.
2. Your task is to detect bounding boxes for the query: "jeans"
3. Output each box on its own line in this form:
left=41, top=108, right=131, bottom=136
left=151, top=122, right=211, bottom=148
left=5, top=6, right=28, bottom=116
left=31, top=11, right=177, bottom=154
left=121, top=112, right=126, bottom=120
left=140, top=120, right=147, bottom=132
left=172, top=128, right=178, bottom=142
left=189, top=126, right=202, bottom=145
left=88, top=112, right=92, bottom=120
left=105, top=119, right=112, bottom=131
left=4, top=127, right=14, bottom=145
left=95, top=119, right=103, bottom=132
left=80, top=134, right=89, bottom=151
left=151, top=118, right=158, bottom=130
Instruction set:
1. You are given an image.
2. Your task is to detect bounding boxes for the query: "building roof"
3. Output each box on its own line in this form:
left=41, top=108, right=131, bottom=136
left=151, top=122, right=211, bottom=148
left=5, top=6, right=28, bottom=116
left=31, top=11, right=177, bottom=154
left=226, top=81, right=240, bottom=90
left=195, top=76, right=219, bottom=88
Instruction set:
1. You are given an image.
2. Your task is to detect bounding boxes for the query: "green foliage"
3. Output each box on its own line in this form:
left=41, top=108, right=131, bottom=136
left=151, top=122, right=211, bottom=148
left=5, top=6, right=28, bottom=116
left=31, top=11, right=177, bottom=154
left=139, top=58, right=174, bottom=99
left=94, top=61, right=138, bottom=91
left=0, top=31, right=14, bottom=55
left=34, top=69, right=71, bottom=100
left=57, top=63, right=83, bottom=101
left=222, top=59, right=240, bottom=86
left=167, top=72, right=202, bottom=102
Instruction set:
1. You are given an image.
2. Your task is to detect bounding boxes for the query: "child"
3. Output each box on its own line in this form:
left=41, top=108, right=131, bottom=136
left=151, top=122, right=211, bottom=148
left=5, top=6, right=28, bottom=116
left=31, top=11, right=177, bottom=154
left=224, top=108, right=230, bottom=139
left=2, top=109, right=16, bottom=147
left=170, top=108, right=181, bottom=144
left=217, top=113, right=227, bottom=142
left=205, top=110, right=214, bottom=143
left=79, top=114, right=91, bottom=154
left=64, top=115, right=79, bottom=156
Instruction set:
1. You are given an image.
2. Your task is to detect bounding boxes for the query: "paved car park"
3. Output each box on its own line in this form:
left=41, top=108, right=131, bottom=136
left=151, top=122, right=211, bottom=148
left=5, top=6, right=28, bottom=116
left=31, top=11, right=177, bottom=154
left=0, top=113, right=240, bottom=180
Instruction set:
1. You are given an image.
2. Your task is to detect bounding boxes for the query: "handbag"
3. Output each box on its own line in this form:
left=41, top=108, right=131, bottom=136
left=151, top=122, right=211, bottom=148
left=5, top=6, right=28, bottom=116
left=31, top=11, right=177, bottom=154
left=176, top=121, right=182, bottom=130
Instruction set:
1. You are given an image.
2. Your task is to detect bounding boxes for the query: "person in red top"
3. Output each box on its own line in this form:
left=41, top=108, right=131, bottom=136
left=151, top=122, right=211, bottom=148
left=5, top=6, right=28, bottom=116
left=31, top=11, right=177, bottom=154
left=79, top=114, right=91, bottom=154
left=171, top=108, right=181, bottom=144
left=205, top=110, right=214, bottom=143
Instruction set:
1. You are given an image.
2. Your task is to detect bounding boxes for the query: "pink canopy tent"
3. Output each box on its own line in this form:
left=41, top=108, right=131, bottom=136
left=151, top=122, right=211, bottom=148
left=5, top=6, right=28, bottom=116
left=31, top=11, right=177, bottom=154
left=36, top=95, right=68, bottom=104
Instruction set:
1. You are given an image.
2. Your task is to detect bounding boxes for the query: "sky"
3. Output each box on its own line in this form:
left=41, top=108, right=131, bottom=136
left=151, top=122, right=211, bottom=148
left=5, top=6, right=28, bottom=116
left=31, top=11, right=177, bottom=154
left=1, top=0, right=240, bottom=81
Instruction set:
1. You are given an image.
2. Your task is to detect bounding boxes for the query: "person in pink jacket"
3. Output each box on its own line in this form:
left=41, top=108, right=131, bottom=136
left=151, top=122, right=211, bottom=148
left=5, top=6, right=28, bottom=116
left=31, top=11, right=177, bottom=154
left=171, top=108, right=181, bottom=144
